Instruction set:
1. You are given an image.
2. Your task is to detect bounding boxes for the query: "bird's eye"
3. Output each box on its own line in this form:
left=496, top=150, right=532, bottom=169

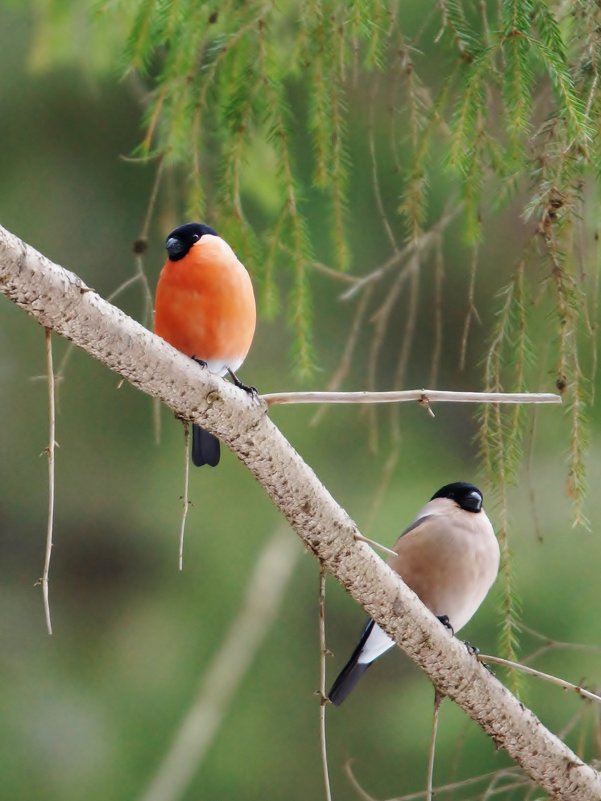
left=191, top=234, right=200, bottom=243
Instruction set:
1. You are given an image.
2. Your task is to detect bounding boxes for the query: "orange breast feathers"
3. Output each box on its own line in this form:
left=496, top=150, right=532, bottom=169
left=154, top=234, right=256, bottom=374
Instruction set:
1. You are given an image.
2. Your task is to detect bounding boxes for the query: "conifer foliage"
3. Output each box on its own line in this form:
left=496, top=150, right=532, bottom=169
left=31, top=1, right=599, bottom=527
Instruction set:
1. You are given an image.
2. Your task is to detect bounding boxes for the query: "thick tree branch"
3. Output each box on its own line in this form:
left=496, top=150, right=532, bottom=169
left=1, top=224, right=599, bottom=801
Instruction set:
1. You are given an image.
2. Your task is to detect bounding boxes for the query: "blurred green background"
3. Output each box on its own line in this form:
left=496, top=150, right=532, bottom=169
left=1, top=4, right=600, bottom=801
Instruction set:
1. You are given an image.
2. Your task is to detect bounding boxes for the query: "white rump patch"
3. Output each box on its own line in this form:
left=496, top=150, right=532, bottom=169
left=357, top=624, right=395, bottom=664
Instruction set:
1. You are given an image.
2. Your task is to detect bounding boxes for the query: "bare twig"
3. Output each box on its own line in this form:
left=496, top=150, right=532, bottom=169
left=52, top=157, right=164, bottom=393
left=369, top=76, right=400, bottom=252
left=344, top=760, right=527, bottom=801
left=426, top=690, right=444, bottom=801
left=345, top=759, right=378, bottom=801
left=262, top=389, right=562, bottom=407
left=520, top=623, right=601, bottom=664
left=521, top=622, right=601, bottom=652
left=364, top=263, right=410, bottom=454
left=310, top=285, right=374, bottom=428
left=309, top=258, right=360, bottom=284
left=153, top=396, right=161, bottom=446
left=178, top=421, right=191, bottom=571
left=354, top=534, right=398, bottom=559
left=139, top=157, right=165, bottom=242
left=592, top=228, right=600, bottom=406
left=138, top=531, right=300, bottom=801
left=478, top=654, right=601, bottom=705
left=364, top=443, right=401, bottom=532
left=319, top=567, right=333, bottom=801
left=41, top=327, right=55, bottom=636
left=135, top=254, right=155, bottom=329
left=459, top=245, right=480, bottom=371
left=429, top=238, right=444, bottom=387
left=525, top=409, right=543, bottom=542
left=367, top=264, right=410, bottom=404
left=392, top=258, right=420, bottom=391
left=339, top=203, right=462, bottom=302
left=51, top=272, right=146, bottom=395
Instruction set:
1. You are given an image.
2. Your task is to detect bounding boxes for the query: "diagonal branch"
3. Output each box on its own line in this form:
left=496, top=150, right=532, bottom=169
left=0, top=224, right=599, bottom=801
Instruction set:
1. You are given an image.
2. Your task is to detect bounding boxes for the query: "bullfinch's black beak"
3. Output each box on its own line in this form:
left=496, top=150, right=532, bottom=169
left=165, top=236, right=186, bottom=260
left=463, top=490, right=483, bottom=512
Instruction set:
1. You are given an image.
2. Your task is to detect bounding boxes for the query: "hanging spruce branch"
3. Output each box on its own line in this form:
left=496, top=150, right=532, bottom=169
left=29, top=0, right=599, bottom=522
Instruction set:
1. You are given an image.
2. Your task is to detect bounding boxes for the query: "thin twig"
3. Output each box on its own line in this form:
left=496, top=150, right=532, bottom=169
left=53, top=160, right=164, bottom=423
left=262, top=389, right=562, bottom=406
left=429, top=238, right=444, bottom=388
left=319, top=567, right=333, bottom=801
left=135, top=253, right=155, bottom=329
left=50, top=272, right=145, bottom=395
left=339, top=202, right=462, bottom=302
left=392, top=257, right=420, bottom=391
left=520, top=623, right=601, bottom=664
left=426, top=690, right=444, bottom=801
left=521, top=622, right=601, bottom=653
left=354, top=534, right=398, bottom=559
left=365, top=266, right=410, bottom=453
left=525, top=404, right=543, bottom=542
left=479, top=0, right=491, bottom=48
left=344, top=760, right=526, bottom=801
left=178, top=421, right=191, bottom=571
left=42, top=328, right=55, bottom=635
left=139, top=157, right=165, bottom=241
left=345, top=760, right=378, bottom=801
left=590, top=227, right=600, bottom=406
left=478, top=654, right=601, bottom=705
left=310, top=285, right=374, bottom=428
left=459, top=244, right=480, bottom=371
left=367, top=265, right=410, bottom=402
left=309, top=258, right=360, bottom=284
left=137, top=159, right=165, bottom=435
left=593, top=695, right=601, bottom=756
left=138, top=531, right=300, bottom=801
left=364, top=443, right=401, bottom=531
left=153, top=396, right=162, bottom=446
left=478, top=777, right=531, bottom=801
left=369, top=75, right=400, bottom=252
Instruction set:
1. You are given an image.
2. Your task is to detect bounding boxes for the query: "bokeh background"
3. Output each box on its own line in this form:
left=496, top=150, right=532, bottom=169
left=1, top=3, right=600, bottom=801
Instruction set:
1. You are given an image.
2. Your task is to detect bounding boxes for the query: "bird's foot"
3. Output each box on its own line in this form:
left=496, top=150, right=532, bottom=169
left=463, top=641, right=480, bottom=657
left=227, top=368, right=258, bottom=400
left=437, top=615, right=455, bottom=635
left=191, top=356, right=208, bottom=369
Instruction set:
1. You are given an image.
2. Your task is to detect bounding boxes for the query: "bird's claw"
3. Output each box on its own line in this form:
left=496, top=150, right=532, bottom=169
left=437, top=615, right=455, bottom=635
left=227, top=368, right=258, bottom=400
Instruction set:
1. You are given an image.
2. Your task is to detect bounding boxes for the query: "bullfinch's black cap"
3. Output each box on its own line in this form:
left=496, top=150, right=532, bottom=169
left=165, top=222, right=218, bottom=261
left=431, top=482, right=483, bottom=513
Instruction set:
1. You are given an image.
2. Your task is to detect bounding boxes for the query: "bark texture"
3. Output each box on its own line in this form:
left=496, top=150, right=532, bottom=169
left=1, top=224, right=599, bottom=801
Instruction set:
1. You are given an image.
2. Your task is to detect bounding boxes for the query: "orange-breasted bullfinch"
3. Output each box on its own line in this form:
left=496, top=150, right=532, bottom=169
left=154, top=223, right=256, bottom=467
left=328, top=482, right=499, bottom=705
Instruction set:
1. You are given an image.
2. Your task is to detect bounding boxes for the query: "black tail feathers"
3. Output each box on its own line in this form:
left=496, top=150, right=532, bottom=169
left=192, top=424, right=221, bottom=467
left=328, top=619, right=376, bottom=705
left=328, top=658, right=371, bottom=706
